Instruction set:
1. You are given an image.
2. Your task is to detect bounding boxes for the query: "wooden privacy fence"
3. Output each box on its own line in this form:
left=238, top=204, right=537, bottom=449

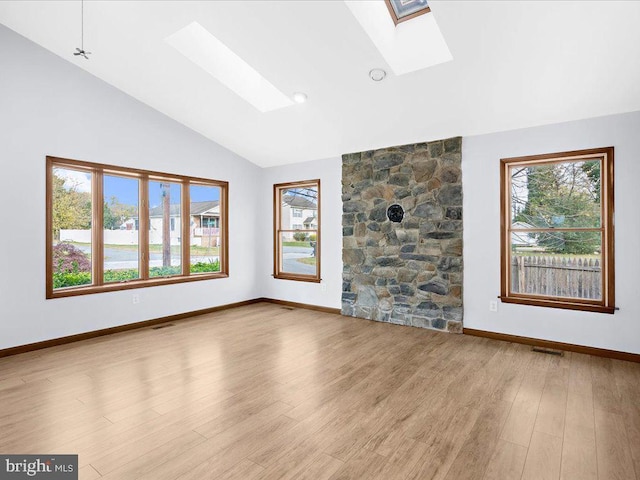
left=511, top=256, right=601, bottom=299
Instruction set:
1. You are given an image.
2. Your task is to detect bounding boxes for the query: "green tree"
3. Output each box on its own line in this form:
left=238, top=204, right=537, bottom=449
left=52, top=172, right=92, bottom=240
left=514, top=161, right=601, bottom=254
left=103, top=196, right=137, bottom=230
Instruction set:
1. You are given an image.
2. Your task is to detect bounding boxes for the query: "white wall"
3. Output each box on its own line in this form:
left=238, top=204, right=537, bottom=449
left=463, top=111, right=640, bottom=354
left=259, top=158, right=343, bottom=309
left=3, top=23, right=638, bottom=355
left=0, top=25, right=261, bottom=350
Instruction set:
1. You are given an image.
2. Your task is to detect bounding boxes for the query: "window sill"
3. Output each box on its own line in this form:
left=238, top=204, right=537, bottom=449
left=500, top=296, right=615, bottom=314
left=273, top=274, right=321, bottom=283
left=47, top=272, right=229, bottom=299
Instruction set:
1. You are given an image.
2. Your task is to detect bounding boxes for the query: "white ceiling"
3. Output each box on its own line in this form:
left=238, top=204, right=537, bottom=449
left=1, top=1, right=640, bottom=168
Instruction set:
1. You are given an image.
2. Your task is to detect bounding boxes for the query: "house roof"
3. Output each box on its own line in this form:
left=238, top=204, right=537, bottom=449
left=512, top=221, right=536, bottom=230
left=283, top=194, right=317, bottom=210
left=149, top=200, right=219, bottom=217
left=303, top=216, right=317, bottom=224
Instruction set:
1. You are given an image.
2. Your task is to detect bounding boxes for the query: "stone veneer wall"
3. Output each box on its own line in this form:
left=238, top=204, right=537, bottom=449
left=341, top=137, right=463, bottom=333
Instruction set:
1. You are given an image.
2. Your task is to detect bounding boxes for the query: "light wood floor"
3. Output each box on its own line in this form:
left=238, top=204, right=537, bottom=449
left=1, top=303, right=639, bottom=480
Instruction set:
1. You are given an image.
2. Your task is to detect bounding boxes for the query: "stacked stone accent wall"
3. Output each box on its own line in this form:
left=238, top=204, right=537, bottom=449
left=341, top=137, right=463, bottom=333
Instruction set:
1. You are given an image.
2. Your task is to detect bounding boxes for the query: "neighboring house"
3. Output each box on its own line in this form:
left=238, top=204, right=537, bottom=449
left=281, top=194, right=317, bottom=230
left=121, top=201, right=220, bottom=246
left=303, top=216, right=317, bottom=229
left=62, top=202, right=220, bottom=246
left=511, top=221, right=538, bottom=249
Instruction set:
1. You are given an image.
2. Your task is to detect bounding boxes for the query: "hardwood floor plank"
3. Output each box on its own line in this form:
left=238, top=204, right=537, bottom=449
left=500, top=353, right=550, bottom=447
left=174, top=414, right=299, bottom=480
left=78, top=465, right=101, bottom=480
left=613, top=360, right=640, bottom=478
left=293, top=453, right=344, bottom=480
left=560, top=353, right=597, bottom=480
left=534, top=355, right=570, bottom=438
left=213, top=459, right=266, bottom=480
left=521, top=430, right=562, bottom=480
left=247, top=404, right=354, bottom=468
left=91, top=422, right=200, bottom=475
left=370, top=437, right=432, bottom=480
left=482, top=440, right=527, bottom=480
left=560, top=423, right=597, bottom=480
left=490, top=344, right=534, bottom=402
left=328, top=448, right=388, bottom=480
left=0, top=375, right=25, bottom=392
left=591, top=356, right=623, bottom=414
left=443, top=400, right=512, bottom=480
left=594, top=408, right=637, bottom=480
left=98, top=430, right=206, bottom=479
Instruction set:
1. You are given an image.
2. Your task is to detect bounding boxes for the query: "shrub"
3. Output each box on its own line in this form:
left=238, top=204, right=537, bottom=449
left=104, top=269, right=140, bottom=282
left=53, top=272, right=91, bottom=289
left=309, top=234, right=317, bottom=242
left=52, top=259, right=221, bottom=289
left=190, top=259, right=220, bottom=273
left=293, top=231, right=308, bottom=241
left=149, top=266, right=182, bottom=277
left=52, top=242, right=91, bottom=274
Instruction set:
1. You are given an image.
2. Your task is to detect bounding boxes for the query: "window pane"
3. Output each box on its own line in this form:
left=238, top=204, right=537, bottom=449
left=280, top=187, right=318, bottom=231
left=511, top=160, right=601, bottom=228
left=279, top=231, right=318, bottom=276
left=510, top=231, right=602, bottom=300
left=103, top=175, right=140, bottom=283
left=52, top=167, right=93, bottom=289
left=190, top=184, right=221, bottom=274
left=149, top=181, right=182, bottom=277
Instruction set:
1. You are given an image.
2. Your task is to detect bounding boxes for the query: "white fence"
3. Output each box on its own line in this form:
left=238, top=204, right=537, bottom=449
left=60, top=229, right=194, bottom=246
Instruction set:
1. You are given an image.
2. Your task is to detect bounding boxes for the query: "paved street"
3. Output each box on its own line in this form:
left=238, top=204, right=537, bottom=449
left=282, top=246, right=316, bottom=275
left=75, top=244, right=217, bottom=269
left=73, top=244, right=313, bottom=273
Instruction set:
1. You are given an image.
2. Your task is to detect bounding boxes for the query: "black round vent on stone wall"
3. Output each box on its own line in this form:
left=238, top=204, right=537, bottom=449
left=387, top=204, right=404, bottom=223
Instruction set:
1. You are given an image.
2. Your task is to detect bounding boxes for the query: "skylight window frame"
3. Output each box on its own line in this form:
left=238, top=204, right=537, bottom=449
left=384, top=0, right=431, bottom=26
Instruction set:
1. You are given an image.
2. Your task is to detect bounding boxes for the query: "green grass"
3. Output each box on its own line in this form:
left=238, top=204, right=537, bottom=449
left=296, top=257, right=317, bottom=266
left=282, top=241, right=312, bottom=247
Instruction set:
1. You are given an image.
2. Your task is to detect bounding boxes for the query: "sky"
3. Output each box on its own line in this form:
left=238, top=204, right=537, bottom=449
left=55, top=168, right=220, bottom=207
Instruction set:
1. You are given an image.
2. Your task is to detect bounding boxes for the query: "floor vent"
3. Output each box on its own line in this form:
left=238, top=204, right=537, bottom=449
left=532, top=346, right=564, bottom=356
left=152, top=323, right=175, bottom=330
left=281, top=306, right=295, bottom=311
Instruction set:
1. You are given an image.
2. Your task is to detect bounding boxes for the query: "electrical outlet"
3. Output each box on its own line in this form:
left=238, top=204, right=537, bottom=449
left=489, top=300, right=498, bottom=312
left=321, top=282, right=327, bottom=292
left=132, top=294, right=140, bottom=305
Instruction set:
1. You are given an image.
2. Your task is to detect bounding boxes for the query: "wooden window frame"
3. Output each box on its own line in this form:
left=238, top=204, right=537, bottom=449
left=273, top=180, right=321, bottom=283
left=46, top=156, right=229, bottom=299
left=384, top=0, right=431, bottom=26
left=500, top=147, right=615, bottom=314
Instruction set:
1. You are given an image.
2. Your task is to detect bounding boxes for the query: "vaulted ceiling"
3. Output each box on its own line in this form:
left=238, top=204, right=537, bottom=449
left=1, top=1, right=640, bottom=167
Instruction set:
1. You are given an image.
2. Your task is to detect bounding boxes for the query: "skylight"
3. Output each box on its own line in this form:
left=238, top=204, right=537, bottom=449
left=345, top=0, right=452, bottom=76
left=165, top=22, right=294, bottom=113
left=385, top=0, right=431, bottom=26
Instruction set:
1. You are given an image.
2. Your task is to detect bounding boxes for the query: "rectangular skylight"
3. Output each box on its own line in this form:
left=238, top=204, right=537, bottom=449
left=346, top=0, right=452, bottom=76
left=165, top=22, right=294, bottom=113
